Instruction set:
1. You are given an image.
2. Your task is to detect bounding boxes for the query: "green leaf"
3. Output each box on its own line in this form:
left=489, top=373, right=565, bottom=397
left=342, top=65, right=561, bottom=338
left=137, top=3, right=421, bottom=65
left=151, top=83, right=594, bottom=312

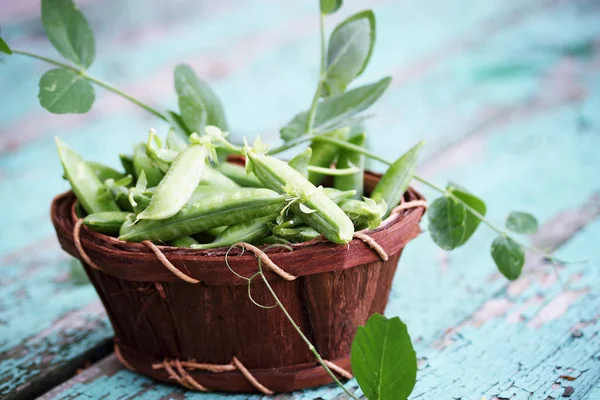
left=41, top=0, right=95, bottom=68
left=281, top=77, right=391, bottom=141
left=491, top=236, right=525, bottom=280
left=174, top=64, right=228, bottom=134
left=505, top=211, right=538, bottom=234
left=371, top=141, right=424, bottom=218
left=448, top=186, right=487, bottom=246
left=0, top=36, right=11, bottom=55
left=320, top=0, right=342, bottom=14
left=323, top=10, right=375, bottom=96
left=38, top=68, right=95, bottom=114
left=428, top=196, right=467, bottom=250
left=351, top=314, right=417, bottom=400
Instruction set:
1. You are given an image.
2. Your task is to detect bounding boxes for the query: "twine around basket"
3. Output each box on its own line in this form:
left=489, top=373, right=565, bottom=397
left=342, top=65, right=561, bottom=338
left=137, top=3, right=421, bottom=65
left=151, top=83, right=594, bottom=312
left=71, top=199, right=428, bottom=394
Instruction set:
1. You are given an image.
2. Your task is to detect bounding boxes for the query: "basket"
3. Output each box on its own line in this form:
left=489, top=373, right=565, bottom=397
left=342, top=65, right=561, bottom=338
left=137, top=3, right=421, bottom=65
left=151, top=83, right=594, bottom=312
left=50, top=169, right=425, bottom=394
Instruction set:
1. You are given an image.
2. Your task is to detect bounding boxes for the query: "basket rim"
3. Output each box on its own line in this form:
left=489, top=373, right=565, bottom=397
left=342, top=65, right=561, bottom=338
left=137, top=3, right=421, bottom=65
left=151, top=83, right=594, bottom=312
left=51, top=170, right=425, bottom=285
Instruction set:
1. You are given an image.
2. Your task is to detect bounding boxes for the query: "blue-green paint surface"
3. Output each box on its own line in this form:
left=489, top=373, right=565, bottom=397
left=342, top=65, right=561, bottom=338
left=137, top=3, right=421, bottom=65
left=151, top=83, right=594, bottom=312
left=1, top=0, right=599, bottom=398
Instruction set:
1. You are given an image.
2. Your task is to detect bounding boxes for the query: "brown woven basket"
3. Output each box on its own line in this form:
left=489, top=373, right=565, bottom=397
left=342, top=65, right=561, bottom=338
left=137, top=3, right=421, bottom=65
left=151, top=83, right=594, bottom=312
left=50, top=169, right=425, bottom=394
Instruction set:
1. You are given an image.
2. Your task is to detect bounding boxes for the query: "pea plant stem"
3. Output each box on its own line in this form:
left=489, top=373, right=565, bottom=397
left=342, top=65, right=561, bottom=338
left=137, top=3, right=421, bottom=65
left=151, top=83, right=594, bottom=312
left=12, top=49, right=168, bottom=122
left=310, top=135, right=561, bottom=260
left=258, top=264, right=360, bottom=400
left=308, top=165, right=359, bottom=176
left=304, top=12, right=327, bottom=135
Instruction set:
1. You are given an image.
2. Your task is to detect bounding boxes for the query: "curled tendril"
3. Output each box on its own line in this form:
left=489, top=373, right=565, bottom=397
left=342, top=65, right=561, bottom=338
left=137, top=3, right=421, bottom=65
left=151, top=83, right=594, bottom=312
left=225, top=243, right=294, bottom=308
left=225, top=245, right=253, bottom=281
left=247, top=272, right=277, bottom=309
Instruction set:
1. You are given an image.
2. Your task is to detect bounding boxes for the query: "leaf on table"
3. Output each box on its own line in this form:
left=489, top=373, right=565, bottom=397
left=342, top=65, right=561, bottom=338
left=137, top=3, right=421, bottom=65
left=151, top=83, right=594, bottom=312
left=351, top=314, right=417, bottom=400
left=174, top=64, right=228, bottom=134
left=0, top=36, right=11, bottom=55
left=505, top=211, right=538, bottom=234
left=491, top=235, right=525, bottom=280
left=280, top=76, right=391, bottom=141
left=323, top=10, right=375, bottom=96
left=41, top=0, right=95, bottom=68
left=448, top=185, right=487, bottom=246
left=428, top=195, right=467, bottom=250
left=38, top=68, right=95, bottom=114
left=320, top=0, right=342, bottom=14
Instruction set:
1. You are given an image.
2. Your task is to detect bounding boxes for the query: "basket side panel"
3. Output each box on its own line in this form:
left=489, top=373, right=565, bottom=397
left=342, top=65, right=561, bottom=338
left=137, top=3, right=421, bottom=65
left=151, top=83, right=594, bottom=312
left=86, top=266, right=315, bottom=369
left=300, top=252, right=402, bottom=361
left=370, top=251, right=402, bottom=315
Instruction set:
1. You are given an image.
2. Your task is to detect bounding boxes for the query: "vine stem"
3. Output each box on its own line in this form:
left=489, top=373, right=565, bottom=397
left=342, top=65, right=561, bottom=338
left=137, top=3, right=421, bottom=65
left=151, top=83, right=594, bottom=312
left=304, top=12, right=327, bottom=135
left=12, top=49, right=168, bottom=122
left=257, top=262, right=360, bottom=400
left=310, top=135, right=563, bottom=263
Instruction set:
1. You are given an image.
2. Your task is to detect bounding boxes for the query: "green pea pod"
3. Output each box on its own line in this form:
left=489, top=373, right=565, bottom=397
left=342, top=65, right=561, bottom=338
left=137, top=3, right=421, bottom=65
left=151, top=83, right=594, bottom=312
left=272, top=225, right=320, bottom=243
left=119, top=213, right=136, bottom=237
left=288, top=147, right=312, bottom=178
left=87, top=161, right=124, bottom=182
left=104, top=176, right=134, bottom=212
left=119, top=154, right=136, bottom=177
left=129, top=190, right=152, bottom=214
left=188, top=185, right=239, bottom=204
left=83, top=211, right=132, bottom=235
left=340, top=198, right=387, bottom=230
left=133, top=143, right=164, bottom=187
left=55, top=138, right=120, bottom=214
left=200, top=165, right=240, bottom=188
left=371, top=141, right=424, bottom=218
left=169, top=236, right=199, bottom=248
left=308, top=128, right=349, bottom=185
left=206, top=226, right=228, bottom=237
left=258, top=236, right=291, bottom=246
left=191, top=213, right=277, bottom=250
left=119, top=189, right=285, bottom=242
left=137, top=144, right=209, bottom=221
left=246, top=151, right=354, bottom=244
left=322, top=188, right=357, bottom=204
left=133, top=180, right=235, bottom=213
left=214, top=162, right=262, bottom=187
left=334, top=132, right=366, bottom=198
left=277, top=188, right=357, bottom=228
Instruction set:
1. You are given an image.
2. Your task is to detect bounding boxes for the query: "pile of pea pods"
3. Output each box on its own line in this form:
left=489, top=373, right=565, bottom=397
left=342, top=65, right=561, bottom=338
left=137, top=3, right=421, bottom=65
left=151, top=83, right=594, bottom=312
left=56, top=126, right=420, bottom=249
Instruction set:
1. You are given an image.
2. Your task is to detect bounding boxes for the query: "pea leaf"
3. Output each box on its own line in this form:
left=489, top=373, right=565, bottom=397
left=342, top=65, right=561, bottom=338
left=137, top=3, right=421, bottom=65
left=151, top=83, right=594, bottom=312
left=0, top=36, right=11, bottom=55
left=281, top=77, right=391, bottom=141
left=41, top=0, right=95, bottom=68
left=428, top=196, right=467, bottom=250
left=323, top=10, right=375, bottom=96
left=351, top=314, right=417, bottom=400
left=448, top=185, right=487, bottom=246
left=38, top=68, right=95, bottom=114
left=505, top=211, right=538, bottom=234
left=491, top=236, right=524, bottom=280
left=174, top=64, right=228, bottom=134
left=320, top=0, right=342, bottom=14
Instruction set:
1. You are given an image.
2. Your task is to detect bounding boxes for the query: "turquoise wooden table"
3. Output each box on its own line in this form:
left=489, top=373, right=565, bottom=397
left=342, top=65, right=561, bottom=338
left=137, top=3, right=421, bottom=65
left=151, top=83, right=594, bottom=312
left=1, top=0, right=600, bottom=398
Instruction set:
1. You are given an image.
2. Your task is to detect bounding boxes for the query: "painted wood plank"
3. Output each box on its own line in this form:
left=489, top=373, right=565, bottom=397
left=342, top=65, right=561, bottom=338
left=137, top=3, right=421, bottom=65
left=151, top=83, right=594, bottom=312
left=0, top=0, right=598, bottom=398
left=36, top=198, right=600, bottom=400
